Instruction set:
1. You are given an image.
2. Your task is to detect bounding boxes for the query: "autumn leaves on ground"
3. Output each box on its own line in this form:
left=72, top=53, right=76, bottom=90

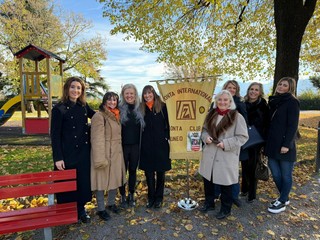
left=0, top=112, right=320, bottom=240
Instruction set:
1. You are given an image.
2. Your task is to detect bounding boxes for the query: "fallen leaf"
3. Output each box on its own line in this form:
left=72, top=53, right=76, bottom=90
left=299, top=194, right=307, bottom=199
left=185, top=224, right=193, bottom=231
left=267, top=230, right=275, bottom=236
left=197, top=232, right=204, bottom=238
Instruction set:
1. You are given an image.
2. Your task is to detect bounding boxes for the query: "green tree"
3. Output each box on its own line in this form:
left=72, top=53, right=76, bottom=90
left=309, top=76, right=320, bottom=89
left=99, top=0, right=318, bottom=89
left=0, top=0, right=108, bottom=97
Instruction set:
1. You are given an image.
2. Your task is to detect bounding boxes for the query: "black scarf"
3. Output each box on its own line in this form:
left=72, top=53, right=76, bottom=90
left=268, top=93, right=293, bottom=109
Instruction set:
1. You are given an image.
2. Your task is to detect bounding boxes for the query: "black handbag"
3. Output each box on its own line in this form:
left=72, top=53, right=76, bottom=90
left=255, top=154, right=269, bottom=181
left=242, top=125, right=264, bottom=149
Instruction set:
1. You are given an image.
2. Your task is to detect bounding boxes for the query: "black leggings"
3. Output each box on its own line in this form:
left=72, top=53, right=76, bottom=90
left=241, top=147, right=260, bottom=200
left=119, top=144, right=140, bottom=195
left=145, top=171, right=165, bottom=202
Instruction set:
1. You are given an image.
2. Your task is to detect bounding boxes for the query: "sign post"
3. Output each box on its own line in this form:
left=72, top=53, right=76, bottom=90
left=155, top=76, right=217, bottom=210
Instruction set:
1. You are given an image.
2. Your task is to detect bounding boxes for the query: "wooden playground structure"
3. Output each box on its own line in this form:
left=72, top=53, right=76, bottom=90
left=14, top=44, right=65, bottom=134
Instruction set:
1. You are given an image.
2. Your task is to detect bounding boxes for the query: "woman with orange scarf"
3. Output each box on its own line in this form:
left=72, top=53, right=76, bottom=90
left=91, top=92, right=126, bottom=221
left=139, top=85, right=171, bottom=208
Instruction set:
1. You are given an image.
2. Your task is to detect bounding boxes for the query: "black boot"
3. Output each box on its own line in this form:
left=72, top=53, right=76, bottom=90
left=216, top=210, right=231, bottom=220
left=120, top=195, right=127, bottom=208
left=128, top=193, right=136, bottom=207
left=198, top=202, right=215, bottom=213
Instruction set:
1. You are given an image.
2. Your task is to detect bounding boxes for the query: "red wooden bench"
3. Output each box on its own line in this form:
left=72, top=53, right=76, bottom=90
left=0, top=169, right=78, bottom=240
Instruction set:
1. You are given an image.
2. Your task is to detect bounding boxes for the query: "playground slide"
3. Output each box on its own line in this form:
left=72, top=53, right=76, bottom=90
left=0, top=95, right=21, bottom=126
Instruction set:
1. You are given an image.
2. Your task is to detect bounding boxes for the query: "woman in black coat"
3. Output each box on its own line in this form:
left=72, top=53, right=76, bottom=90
left=243, top=82, right=269, bottom=202
left=265, top=77, right=300, bottom=214
left=139, top=85, right=171, bottom=208
left=51, top=77, right=95, bottom=223
left=223, top=80, right=248, bottom=207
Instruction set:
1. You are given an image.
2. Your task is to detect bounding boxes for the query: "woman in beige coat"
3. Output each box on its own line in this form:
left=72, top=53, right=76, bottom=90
left=199, top=90, right=248, bottom=220
left=91, top=92, right=126, bottom=221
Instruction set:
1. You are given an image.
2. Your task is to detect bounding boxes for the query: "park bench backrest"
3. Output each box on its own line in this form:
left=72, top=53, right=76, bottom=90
left=0, top=169, right=77, bottom=199
left=0, top=169, right=77, bottom=239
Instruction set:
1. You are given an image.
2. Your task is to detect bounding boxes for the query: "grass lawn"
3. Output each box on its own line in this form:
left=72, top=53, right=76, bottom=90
left=0, top=112, right=319, bottom=240
left=1, top=111, right=319, bottom=176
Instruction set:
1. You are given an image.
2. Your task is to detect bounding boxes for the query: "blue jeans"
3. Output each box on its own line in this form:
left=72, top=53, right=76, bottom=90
left=268, top=158, right=294, bottom=203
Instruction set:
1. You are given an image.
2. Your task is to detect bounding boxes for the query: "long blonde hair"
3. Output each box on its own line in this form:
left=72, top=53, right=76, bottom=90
left=244, top=82, right=265, bottom=101
left=274, top=77, right=297, bottom=96
left=222, top=80, right=240, bottom=97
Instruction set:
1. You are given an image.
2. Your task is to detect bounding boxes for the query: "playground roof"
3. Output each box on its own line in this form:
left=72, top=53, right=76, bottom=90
left=14, top=44, right=65, bottom=63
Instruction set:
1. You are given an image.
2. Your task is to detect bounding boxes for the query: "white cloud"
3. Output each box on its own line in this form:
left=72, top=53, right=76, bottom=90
left=56, top=0, right=166, bottom=95
left=88, top=22, right=166, bottom=94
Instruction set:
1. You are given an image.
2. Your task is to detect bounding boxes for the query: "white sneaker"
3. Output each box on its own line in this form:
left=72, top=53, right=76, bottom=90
left=269, top=198, right=290, bottom=207
left=268, top=200, right=286, bottom=214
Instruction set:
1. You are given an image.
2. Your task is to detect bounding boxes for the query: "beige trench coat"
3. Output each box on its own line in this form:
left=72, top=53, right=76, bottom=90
left=199, top=113, right=248, bottom=185
left=91, top=109, right=126, bottom=191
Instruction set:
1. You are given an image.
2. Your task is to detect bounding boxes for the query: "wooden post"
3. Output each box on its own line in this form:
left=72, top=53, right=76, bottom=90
left=316, top=121, right=320, bottom=173
left=47, top=58, right=52, bottom=134
left=35, top=60, right=41, bottom=117
left=19, top=58, right=26, bottom=134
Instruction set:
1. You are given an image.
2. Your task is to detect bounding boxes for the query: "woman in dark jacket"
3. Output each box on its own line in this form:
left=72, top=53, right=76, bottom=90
left=243, top=82, right=269, bottom=202
left=139, top=85, right=171, bottom=208
left=51, top=76, right=95, bottom=223
left=223, top=80, right=248, bottom=207
left=265, top=77, right=299, bottom=214
left=118, top=83, right=145, bottom=207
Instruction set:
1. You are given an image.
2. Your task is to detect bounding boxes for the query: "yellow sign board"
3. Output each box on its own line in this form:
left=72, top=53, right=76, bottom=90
left=157, top=78, right=216, bottom=160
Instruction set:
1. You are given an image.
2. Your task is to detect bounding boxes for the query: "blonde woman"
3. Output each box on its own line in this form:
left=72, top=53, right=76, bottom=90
left=265, top=77, right=299, bottom=214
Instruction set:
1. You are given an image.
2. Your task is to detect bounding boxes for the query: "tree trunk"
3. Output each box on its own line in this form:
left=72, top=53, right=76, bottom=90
left=273, top=0, right=317, bottom=93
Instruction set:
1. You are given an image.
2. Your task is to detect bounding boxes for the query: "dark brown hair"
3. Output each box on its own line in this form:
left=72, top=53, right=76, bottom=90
left=99, top=92, right=119, bottom=111
left=61, top=77, right=86, bottom=105
left=140, top=85, right=164, bottom=114
left=205, top=109, right=237, bottom=141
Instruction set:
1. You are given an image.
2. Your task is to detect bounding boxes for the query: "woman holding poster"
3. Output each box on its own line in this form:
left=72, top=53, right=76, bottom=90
left=199, top=90, right=248, bottom=219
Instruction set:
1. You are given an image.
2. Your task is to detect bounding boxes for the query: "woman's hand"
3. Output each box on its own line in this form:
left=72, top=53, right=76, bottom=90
left=280, top=146, right=289, bottom=154
left=206, top=136, right=213, bottom=144
left=95, top=162, right=108, bottom=169
left=217, top=142, right=224, bottom=149
left=55, top=160, right=65, bottom=170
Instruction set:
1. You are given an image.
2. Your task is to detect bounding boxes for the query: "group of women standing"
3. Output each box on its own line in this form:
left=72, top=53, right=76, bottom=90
left=51, top=75, right=299, bottom=223
left=51, top=77, right=171, bottom=223
left=199, top=77, right=300, bottom=219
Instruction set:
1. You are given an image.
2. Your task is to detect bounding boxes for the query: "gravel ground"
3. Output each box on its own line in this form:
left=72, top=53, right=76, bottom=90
left=1, top=173, right=319, bottom=240
left=1, top=116, right=320, bottom=240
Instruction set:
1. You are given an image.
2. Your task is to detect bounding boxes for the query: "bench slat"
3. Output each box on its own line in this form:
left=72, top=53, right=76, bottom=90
left=0, top=181, right=77, bottom=199
left=0, top=203, right=77, bottom=234
left=0, top=170, right=79, bottom=237
left=0, top=202, right=76, bottom=220
left=0, top=169, right=76, bottom=186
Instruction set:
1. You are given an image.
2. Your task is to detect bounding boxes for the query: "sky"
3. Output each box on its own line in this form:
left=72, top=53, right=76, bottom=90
left=54, top=0, right=314, bottom=97
left=55, top=0, right=165, bottom=95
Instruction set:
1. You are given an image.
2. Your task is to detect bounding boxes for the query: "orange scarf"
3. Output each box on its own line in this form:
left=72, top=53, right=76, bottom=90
left=146, top=100, right=154, bottom=110
left=107, top=107, right=120, bottom=121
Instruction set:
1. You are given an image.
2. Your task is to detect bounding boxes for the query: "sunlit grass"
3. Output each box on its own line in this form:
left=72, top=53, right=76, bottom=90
left=8, top=111, right=49, bottom=121
left=0, top=146, right=52, bottom=175
left=1, top=112, right=319, bottom=176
